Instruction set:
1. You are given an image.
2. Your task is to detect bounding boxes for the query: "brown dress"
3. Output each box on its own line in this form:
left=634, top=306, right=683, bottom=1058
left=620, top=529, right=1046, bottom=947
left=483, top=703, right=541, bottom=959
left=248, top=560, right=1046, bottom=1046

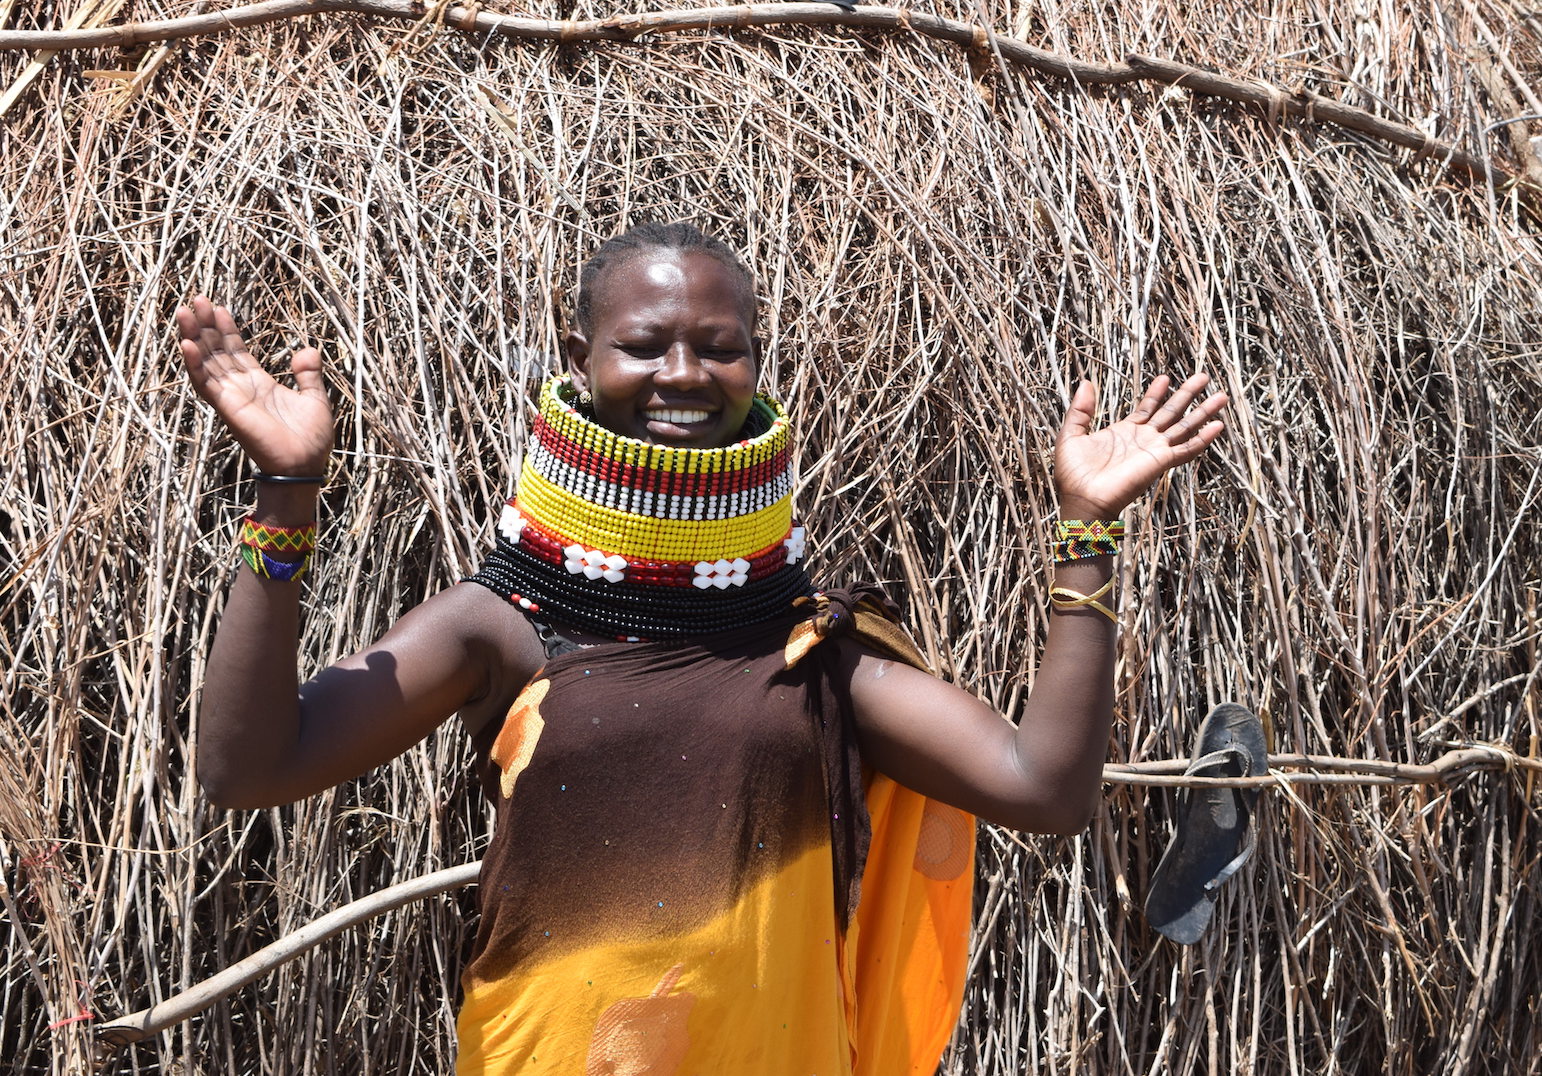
left=455, top=588, right=973, bottom=1075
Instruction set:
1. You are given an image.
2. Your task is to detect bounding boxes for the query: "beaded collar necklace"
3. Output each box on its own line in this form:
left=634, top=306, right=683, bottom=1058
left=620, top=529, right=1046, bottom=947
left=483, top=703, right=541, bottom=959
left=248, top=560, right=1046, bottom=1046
left=467, top=376, right=813, bottom=639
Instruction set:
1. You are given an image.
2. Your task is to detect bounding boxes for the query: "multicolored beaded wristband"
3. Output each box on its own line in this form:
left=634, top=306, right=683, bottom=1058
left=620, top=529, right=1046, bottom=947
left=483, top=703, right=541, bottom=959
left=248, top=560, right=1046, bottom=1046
left=238, top=516, right=317, bottom=582
left=1051, top=519, right=1125, bottom=564
left=239, top=542, right=312, bottom=582
left=239, top=517, right=318, bottom=554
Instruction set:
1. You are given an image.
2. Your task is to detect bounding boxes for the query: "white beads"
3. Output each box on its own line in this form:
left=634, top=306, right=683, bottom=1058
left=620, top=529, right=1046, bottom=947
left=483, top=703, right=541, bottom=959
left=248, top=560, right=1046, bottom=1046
left=693, top=558, right=751, bottom=589
left=564, top=543, right=629, bottom=583
left=783, top=526, right=807, bottom=565
left=499, top=504, right=528, bottom=542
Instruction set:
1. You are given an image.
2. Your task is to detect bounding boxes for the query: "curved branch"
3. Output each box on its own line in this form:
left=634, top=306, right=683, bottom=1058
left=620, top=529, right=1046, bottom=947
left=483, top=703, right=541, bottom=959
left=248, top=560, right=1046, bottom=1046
left=1123, top=54, right=1502, bottom=186
left=1102, top=744, right=1540, bottom=788
left=93, top=860, right=480, bottom=1050
left=0, top=2, right=1529, bottom=194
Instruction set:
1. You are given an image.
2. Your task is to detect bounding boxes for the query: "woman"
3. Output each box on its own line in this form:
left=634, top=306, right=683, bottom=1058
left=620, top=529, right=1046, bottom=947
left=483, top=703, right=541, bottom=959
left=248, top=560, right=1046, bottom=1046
left=178, top=221, right=1226, bottom=1074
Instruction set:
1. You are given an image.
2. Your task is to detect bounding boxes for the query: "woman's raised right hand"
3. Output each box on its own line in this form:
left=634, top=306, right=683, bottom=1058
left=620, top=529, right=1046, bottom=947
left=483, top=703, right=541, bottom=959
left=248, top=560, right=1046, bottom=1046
left=176, top=296, right=334, bottom=475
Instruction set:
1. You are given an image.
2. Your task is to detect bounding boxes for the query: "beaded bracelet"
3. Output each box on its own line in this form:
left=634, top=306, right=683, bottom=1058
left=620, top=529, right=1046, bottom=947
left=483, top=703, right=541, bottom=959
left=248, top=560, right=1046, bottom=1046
left=239, top=517, right=318, bottom=554
left=1051, top=519, right=1125, bottom=564
left=1049, top=576, right=1118, bottom=623
left=239, top=542, right=312, bottom=582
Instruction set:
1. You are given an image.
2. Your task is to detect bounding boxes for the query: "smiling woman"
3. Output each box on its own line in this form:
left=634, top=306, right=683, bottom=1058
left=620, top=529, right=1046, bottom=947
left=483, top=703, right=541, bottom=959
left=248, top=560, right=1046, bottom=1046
left=177, top=219, right=1226, bottom=1074
left=567, top=224, right=761, bottom=452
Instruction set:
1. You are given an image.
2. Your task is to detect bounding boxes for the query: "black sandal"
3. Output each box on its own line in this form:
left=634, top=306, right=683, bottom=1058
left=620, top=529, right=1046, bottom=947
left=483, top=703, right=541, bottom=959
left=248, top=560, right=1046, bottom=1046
left=1143, top=703, right=1268, bottom=944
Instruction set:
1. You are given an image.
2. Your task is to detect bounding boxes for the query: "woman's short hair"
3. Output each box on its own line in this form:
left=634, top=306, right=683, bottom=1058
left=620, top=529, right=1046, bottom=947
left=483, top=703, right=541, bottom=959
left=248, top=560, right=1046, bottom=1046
left=575, top=222, right=755, bottom=334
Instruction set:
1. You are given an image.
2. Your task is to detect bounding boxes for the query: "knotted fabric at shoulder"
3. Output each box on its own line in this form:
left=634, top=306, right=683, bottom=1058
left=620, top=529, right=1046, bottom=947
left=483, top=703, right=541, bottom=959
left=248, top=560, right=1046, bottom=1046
left=783, top=584, right=931, bottom=672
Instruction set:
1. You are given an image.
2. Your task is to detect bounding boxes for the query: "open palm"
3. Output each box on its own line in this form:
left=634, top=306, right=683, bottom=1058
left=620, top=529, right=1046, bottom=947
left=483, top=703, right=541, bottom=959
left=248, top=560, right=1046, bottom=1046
left=176, top=297, right=333, bottom=475
left=1054, top=373, right=1228, bottom=519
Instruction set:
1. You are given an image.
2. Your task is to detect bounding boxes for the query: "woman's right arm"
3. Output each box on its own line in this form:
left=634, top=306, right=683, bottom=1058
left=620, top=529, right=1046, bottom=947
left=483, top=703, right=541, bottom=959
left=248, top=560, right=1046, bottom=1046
left=179, top=299, right=542, bottom=809
left=198, top=550, right=536, bottom=809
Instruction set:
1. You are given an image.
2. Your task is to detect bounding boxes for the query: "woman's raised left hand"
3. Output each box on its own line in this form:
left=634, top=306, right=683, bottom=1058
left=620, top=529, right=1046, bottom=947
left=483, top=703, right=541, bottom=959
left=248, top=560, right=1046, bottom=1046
left=1052, top=373, right=1228, bottom=519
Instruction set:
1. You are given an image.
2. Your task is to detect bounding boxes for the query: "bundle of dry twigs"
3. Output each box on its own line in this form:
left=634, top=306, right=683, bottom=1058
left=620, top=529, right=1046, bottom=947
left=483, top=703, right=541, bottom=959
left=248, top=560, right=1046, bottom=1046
left=2, top=1, right=1540, bottom=1073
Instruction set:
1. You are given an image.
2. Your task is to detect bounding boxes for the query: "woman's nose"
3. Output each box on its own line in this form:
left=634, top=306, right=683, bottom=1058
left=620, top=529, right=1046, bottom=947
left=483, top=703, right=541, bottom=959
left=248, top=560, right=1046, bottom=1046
left=654, top=344, right=709, bottom=386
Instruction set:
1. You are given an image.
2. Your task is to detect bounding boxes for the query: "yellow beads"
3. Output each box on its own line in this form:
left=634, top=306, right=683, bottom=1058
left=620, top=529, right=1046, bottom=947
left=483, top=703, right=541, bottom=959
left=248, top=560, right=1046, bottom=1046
left=516, top=376, right=797, bottom=564
left=518, top=464, right=792, bottom=562
left=541, top=377, right=788, bottom=477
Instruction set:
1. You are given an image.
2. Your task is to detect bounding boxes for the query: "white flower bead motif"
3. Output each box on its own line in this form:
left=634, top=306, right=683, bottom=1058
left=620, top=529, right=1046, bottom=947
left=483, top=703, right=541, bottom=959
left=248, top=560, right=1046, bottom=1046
left=783, top=526, right=807, bottom=565
left=498, top=504, right=527, bottom=542
left=564, top=543, right=628, bottom=583
left=693, top=558, right=751, bottom=589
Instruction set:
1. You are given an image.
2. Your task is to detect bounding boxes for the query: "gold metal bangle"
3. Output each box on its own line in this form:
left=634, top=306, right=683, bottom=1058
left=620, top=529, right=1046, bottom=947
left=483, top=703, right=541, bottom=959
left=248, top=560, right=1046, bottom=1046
left=1049, top=576, right=1118, bottom=624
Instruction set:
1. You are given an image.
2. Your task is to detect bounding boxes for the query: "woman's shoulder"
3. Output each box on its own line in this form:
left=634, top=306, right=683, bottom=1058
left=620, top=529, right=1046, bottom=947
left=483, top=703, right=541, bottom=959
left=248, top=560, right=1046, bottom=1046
left=408, top=583, right=547, bottom=735
left=415, top=579, right=536, bottom=632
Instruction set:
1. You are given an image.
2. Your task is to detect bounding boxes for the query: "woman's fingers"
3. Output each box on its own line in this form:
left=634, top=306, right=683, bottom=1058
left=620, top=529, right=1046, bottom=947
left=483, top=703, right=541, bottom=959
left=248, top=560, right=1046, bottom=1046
left=1127, top=374, right=1172, bottom=423
left=177, top=298, right=220, bottom=363
left=176, top=303, right=226, bottom=403
left=175, top=296, right=333, bottom=473
left=176, top=304, right=214, bottom=365
left=1056, top=379, right=1099, bottom=444
left=289, top=346, right=325, bottom=400
left=178, top=297, right=265, bottom=383
left=1144, top=371, right=1210, bottom=430
left=1158, top=388, right=1229, bottom=446
left=1167, top=419, right=1227, bottom=464
left=1129, top=372, right=1228, bottom=459
left=177, top=298, right=279, bottom=420
left=211, top=302, right=251, bottom=359
left=173, top=302, right=203, bottom=346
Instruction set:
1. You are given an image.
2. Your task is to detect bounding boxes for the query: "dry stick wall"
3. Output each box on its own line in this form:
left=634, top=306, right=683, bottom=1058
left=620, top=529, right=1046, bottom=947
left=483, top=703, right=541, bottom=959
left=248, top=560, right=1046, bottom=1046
left=2, top=1, right=1540, bottom=1073
left=1, top=1, right=1537, bottom=194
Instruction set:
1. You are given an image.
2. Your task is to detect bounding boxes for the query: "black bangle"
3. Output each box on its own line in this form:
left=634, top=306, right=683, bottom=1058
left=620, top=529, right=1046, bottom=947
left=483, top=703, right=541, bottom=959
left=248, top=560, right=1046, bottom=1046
left=253, top=471, right=326, bottom=485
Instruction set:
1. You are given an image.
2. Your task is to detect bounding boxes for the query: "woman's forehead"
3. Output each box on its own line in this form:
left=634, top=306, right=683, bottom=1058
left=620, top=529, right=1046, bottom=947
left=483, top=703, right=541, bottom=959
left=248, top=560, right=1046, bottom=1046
left=633, top=257, right=689, bottom=289
left=591, top=249, right=755, bottom=326
left=604, top=247, right=736, bottom=288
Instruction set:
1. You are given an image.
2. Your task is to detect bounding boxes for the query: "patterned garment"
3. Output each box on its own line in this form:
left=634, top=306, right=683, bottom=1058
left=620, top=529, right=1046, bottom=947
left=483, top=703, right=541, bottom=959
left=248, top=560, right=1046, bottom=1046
left=456, top=589, right=973, bottom=1075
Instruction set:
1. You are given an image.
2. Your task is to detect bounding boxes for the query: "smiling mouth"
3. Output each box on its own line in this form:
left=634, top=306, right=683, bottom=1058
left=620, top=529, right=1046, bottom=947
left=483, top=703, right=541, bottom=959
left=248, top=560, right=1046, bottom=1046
left=646, top=408, right=714, bottom=425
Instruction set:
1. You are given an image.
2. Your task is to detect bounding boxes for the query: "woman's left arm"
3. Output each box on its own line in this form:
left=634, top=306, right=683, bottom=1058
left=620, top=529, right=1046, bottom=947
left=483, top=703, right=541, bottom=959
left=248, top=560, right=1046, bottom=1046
left=840, top=373, right=1227, bottom=834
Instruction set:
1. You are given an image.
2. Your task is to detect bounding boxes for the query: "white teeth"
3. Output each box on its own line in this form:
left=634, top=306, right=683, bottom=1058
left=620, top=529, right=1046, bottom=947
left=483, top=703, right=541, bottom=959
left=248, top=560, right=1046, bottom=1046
left=648, top=409, right=711, bottom=425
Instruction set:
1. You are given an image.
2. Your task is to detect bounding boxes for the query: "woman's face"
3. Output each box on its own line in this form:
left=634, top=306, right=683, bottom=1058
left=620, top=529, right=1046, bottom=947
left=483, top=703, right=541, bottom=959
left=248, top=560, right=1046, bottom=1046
left=567, top=249, right=759, bottom=450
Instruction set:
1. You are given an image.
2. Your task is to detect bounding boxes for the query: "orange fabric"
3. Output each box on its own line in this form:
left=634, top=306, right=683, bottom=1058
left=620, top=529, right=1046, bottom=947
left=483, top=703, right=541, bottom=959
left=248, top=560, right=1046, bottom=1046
left=457, top=590, right=973, bottom=1075
left=459, top=752, right=973, bottom=1076
left=845, top=776, right=974, bottom=1075
left=490, top=676, right=548, bottom=799
left=787, top=590, right=975, bottom=1075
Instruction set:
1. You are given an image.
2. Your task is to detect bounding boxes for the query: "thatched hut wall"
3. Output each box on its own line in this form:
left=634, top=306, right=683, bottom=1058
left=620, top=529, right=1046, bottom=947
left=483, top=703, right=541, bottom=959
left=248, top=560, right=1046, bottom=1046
left=2, top=1, right=1540, bottom=1072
